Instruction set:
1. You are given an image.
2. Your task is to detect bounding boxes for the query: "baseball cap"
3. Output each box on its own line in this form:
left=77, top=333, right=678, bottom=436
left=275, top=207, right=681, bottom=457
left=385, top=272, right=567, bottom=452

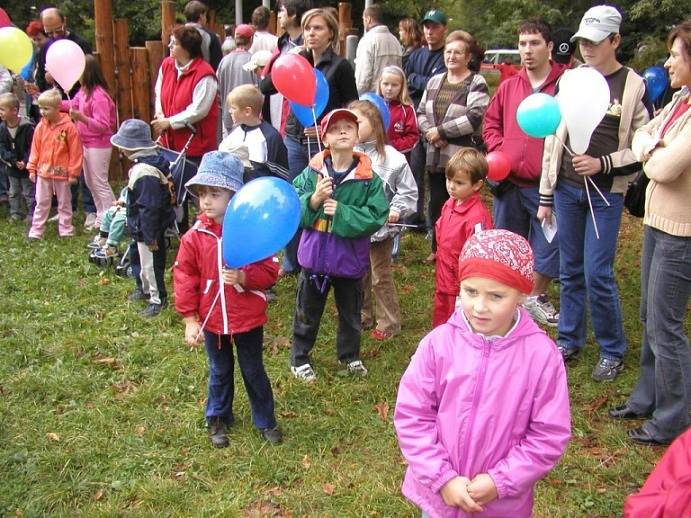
left=571, top=5, right=621, bottom=43
left=422, top=9, right=447, bottom=26
left=234, top=24, right=255, bottom=40
left=552, top=28, right=576, bottom=64
left=242, top=50, right=273, bottom=72
left=319, top=109, right=359, bottom=139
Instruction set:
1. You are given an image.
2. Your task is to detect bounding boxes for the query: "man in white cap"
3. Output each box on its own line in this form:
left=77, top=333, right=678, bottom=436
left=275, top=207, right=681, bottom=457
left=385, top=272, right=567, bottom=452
left=537, top=5, right=652, bottom=382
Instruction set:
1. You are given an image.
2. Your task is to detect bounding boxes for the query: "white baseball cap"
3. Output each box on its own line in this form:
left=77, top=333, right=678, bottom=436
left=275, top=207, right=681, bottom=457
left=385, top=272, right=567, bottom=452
left=571, top=5, right=622, bottom=43
left=242, top=50, right=273, bottom=72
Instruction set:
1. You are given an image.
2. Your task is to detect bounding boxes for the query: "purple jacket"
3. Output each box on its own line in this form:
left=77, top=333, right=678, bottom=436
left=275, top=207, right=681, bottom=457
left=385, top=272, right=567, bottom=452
left=394, top=308, right=571, bottom=517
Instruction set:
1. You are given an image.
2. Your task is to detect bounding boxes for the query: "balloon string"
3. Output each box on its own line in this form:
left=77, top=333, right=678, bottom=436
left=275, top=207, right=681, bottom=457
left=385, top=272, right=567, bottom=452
left=557, top=135, right=609, bottom=206
left=554, top=135, right=575, bottom=157
left=583, top=178, right=600, bottom=240
left=312, top=107, right=322, bottom=155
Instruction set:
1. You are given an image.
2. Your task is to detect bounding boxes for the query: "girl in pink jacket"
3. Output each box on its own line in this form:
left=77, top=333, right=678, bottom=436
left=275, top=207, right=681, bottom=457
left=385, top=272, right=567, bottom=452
left=394, top=229, right=570, bottom=518
left=61, top=55, right=116, bottom=230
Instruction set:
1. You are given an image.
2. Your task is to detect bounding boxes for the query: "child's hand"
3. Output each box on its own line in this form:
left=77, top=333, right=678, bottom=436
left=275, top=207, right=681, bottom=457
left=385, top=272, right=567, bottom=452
left=303, top=126, right=318, bottom=138
left=388, top=209, right=400, bottom=223
left=309, top=176, right=333, bottom=210
left=69, top=109, right=86, bottom=123
left=467, top=473, right=498, bottom=506
left=222, top=268, right=245, bottom=286
left=29, top=172, right=36, bottom=183
left=147, top=242, right=159, bottom=252
left=68, top=176, right=78, bottom=185
left=15, top=161, right=25, bottom=170
left=184, top=320, right=202, bottom=347
left=323, top=198, right=338, bottom=216
left=440, top=476, right=483, bottom=513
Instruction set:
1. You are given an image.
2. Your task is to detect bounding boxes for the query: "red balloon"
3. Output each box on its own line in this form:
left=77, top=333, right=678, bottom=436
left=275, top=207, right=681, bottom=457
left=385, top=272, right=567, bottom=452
left=486, top=151, right=511, bottom=181
left=272, top=53, right=316, bottom=107
left=0, top=8, right=11, bottom=28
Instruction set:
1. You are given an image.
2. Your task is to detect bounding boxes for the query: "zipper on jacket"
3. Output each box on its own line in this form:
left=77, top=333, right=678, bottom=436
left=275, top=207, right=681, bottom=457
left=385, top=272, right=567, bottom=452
left=459, top=338, right=491, bottom=468
left=198, top=226, right=229, bottom=335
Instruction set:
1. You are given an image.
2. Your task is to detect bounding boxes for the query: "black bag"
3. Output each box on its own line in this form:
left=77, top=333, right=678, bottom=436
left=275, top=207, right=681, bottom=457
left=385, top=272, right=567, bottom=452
left=624, top=171, right=649, bottom=218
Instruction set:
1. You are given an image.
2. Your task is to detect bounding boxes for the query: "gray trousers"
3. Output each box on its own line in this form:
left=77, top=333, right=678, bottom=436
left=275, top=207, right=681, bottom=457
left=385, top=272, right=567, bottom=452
left=8, top=176, right=34, bottom=218
left=628, top=226, right=691, bottom=442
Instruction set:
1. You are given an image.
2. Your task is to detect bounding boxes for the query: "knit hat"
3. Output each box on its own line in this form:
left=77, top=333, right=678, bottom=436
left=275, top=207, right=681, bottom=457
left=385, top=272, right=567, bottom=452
left=319, top=108, right=359, bottom=139
left=185, top=151, right=244, bottom=195
left=458, top=229, right=534, bottom=294
left=110, top=119, right=157, bottom=151
left=572, top=5, right=622, bottom=43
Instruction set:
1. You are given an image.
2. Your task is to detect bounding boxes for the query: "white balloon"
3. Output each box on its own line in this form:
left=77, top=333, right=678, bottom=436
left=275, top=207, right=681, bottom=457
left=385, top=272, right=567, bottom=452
left=557, top=67, right=610, bottom=154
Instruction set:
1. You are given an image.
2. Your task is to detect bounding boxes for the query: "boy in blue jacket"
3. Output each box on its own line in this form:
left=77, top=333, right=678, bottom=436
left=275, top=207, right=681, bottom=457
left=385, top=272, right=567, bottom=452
left=111, top=119, right=175, bottom=317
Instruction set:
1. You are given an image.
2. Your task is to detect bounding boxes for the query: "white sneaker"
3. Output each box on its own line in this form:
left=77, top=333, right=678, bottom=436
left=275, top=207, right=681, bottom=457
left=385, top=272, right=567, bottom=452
left=48, top=213, right=59, bottom=222
left=343, top=359, right=368, bottom=377
left=524, top=296, right=559, bottom=327
left=291, top=363, right=316, bottom=382
left=84, top=212, right=97, bottom=230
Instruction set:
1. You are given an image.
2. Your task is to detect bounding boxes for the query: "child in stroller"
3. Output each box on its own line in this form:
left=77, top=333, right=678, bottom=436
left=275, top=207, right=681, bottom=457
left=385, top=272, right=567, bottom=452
left=88, top=186, right=128, bottom=266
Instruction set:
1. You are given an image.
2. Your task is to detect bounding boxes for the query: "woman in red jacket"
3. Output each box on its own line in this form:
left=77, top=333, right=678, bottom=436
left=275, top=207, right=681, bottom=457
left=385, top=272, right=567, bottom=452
left=152, top=26, right=219, bottom=233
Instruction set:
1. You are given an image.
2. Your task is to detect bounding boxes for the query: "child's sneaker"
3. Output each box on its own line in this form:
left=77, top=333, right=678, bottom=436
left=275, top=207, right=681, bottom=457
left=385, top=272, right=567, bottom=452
left=208, top=416, right=229, bottom=448
left=87, top=236, right=107, bottom=250
left=291, top=363, right=316, bottom=382
left=523, top=295, right=559, bottom=327
left=591, top=356, right=624, bottom=382
left=343, top=359, right=368, bottom=377
left=260, top=427, right=283, bottom=444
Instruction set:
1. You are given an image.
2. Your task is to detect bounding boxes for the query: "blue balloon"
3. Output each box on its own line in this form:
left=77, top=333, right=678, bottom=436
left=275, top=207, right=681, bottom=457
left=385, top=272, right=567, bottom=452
left=516, top=93, right=561, bottom=138
left=643, top=66, right=668, bottom=103
left=290, top=69, right=329, bottom=127
left=222, top=177, right=301, bottom=268
left=359, top=92, right=390, bottom=130
left=20, top=56, right=34, bottom=81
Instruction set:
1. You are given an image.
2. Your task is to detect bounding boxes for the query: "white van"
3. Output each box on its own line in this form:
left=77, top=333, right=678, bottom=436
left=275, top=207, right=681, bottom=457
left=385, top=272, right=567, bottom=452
left=482, top=49, right=521, bottom=67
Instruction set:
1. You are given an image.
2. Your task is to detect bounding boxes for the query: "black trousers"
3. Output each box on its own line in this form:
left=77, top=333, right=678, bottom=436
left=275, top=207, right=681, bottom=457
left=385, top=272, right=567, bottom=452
left=429, top=172, right=449, bottom=253
left=291, top=271, right=363, bottom=367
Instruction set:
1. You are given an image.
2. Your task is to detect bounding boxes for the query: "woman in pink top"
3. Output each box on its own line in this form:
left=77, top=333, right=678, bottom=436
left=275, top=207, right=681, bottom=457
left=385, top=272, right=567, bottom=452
left=61, top=54, right=116, bottom=229
left=395, top=230, right=571, bottom=517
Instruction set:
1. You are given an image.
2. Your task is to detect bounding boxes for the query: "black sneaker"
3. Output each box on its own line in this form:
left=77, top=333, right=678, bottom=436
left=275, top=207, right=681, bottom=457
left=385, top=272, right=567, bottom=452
left=208, top=417, right=229, bottom=448
left=140, top=303, right=163, bottom=318
left=128, top=288, right=149, bottom=301
left=591, top=357, right=624, bottom=382
left=557, top=344, right=580, bottom=362
left=260, top=427, right=283, bottom=444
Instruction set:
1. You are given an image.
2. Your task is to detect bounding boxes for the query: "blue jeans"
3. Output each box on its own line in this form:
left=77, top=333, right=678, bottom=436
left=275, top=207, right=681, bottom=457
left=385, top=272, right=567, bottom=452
left=203, top=327, right=276, bottom=430
left=283, top=135, right=320, bottom=273
left=628, top=226, right=690, bottom=442
left=493, top=185, right=559, bottom=279
left=554, top=181, right=626, bottom=359
left=71, top=174, right=96, bottom=213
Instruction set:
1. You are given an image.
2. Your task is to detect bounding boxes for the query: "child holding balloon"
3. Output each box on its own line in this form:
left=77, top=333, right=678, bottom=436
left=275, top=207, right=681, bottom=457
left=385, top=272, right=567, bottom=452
left=173, top=151, right=281, bottom=449
left=290, top=108, right=389, bottom=381
left=27, top=88, right=83, bottom=239
left=349, top=99, right=417, bottom=340
left=60, top=55, right=116, bottom=231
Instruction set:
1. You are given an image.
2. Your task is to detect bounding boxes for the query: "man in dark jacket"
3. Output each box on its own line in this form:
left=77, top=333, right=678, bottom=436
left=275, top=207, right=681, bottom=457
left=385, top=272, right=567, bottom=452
left=402, top=10, right=447, bottom=229
left=482, top=19, right=565, bottom=328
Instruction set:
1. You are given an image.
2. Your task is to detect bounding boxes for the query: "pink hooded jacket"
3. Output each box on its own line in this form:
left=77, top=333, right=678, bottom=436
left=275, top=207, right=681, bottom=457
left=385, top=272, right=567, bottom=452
left=394, top=308, right=571, bottom=518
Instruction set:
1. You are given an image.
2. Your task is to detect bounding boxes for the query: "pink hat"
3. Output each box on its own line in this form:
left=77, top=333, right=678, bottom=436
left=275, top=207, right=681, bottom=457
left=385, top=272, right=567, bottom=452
left=234, top=24, right=255, bottom=39
left=319, top=109, right=359, bottom=139
left=458, top=229, right=534, bottom=294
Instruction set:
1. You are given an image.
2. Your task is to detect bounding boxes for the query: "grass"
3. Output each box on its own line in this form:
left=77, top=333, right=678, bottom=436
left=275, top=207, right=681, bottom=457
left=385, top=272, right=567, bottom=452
left=0, top=203, right=671, bottom=517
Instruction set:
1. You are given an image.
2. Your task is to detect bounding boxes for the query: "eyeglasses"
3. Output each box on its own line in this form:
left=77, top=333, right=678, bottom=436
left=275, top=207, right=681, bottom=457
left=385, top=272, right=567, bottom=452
left=44, top=25, right=65, bottom=37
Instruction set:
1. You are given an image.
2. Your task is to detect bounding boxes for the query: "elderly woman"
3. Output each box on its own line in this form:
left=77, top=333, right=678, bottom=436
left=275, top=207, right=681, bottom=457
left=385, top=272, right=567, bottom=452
left=609, top=19, right=691, bottom=446
left=417, top=30, right=490, bottom=263
left=261, top=7, right=358, bottom=274
left=152, top=25, right=219, bottom=233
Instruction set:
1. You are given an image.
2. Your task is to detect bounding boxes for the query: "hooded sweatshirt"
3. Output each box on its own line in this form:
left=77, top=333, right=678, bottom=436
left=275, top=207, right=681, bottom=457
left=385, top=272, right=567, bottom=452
left=395, top=308, right=571, bottom=518
left=27, top=112, right=83, bottom=181
left=482, top=62, right=565, bottom=187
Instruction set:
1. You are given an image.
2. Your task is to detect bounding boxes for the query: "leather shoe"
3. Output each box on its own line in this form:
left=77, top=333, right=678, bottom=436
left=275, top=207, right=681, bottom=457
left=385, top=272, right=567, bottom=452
left=608, top=404, right=645, bottom=420
left=627, top=426, right=671, bottom=446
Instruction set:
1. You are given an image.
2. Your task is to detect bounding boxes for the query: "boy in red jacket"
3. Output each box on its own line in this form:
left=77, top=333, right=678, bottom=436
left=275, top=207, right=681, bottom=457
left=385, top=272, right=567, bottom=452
left=173, top=151, right=281, bottom=448
left=433, top=148, right=492, bottom=327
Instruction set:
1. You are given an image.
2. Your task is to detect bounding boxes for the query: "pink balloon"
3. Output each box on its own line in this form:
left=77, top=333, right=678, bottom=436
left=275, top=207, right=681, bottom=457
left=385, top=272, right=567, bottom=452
left=0, top=8, right=10, bottom=28
left=271, top=53, right=316, bottom=107
left=46, top=39, right=86, bottom=92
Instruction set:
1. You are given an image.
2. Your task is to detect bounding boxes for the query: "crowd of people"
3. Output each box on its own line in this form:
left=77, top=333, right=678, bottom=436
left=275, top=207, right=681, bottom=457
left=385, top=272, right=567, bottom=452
left=0, top=3, right=689, bottom=516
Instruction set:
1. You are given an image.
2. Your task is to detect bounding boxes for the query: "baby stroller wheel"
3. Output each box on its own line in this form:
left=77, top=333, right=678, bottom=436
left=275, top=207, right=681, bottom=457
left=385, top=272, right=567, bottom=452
left=115, top=253, right=132, bottom=277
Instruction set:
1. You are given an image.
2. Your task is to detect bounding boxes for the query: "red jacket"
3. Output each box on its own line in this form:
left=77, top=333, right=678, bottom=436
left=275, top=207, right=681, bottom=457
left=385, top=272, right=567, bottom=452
left=435, top=193, right=493, bottom=295
left=387, top=100, right=419, bottom=154
left=173, top=215, right=279, bottom=335
left=624, top=429, right=691, bottom=518
left=160, top=57, right=218, bottom=158
left=482, top=62, right=565, bottom=187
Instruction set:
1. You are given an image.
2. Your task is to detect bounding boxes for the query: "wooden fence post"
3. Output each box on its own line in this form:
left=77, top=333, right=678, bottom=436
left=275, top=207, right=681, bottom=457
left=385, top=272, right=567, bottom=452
left=338, top=2, right=353, bottom=57
left=130, top=48, right=151, bottom=123
left=145, top=40, right=164, bottom=117
left=161, top=0, right=176, bottom=50
left=94, top=0, right=116, bottom=92
left=114, top=19, right=133, bottom=121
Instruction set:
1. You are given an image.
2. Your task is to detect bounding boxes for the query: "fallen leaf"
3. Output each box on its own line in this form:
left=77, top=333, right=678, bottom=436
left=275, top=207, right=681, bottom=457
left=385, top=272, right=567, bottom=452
left=172, top=471, right=186, bottom=481
left=301, top=455, right=312, bottom=470
left=322, top=483, right=335, bottom=495
left=94, top=357, right=117, bottom=365
left=331, top=446, right=341, bottom=457
left=97, top=277, right=110, bottom=285
left=135, top=425, right=145, bottom=437
left=93, top=489, right=105, bottom=501
left=46, top=432, right=60, bottom=441
left=323, top=407, right=336, bottom=416
left=15, top=509, right=23, bottom=517
left=279, top=410, right=297, bottom=419
left=374, top=401, right=389, bottom=422
left=584, top=395, right=609, bottom=414
left=266, top=486, right=283, bottom=498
